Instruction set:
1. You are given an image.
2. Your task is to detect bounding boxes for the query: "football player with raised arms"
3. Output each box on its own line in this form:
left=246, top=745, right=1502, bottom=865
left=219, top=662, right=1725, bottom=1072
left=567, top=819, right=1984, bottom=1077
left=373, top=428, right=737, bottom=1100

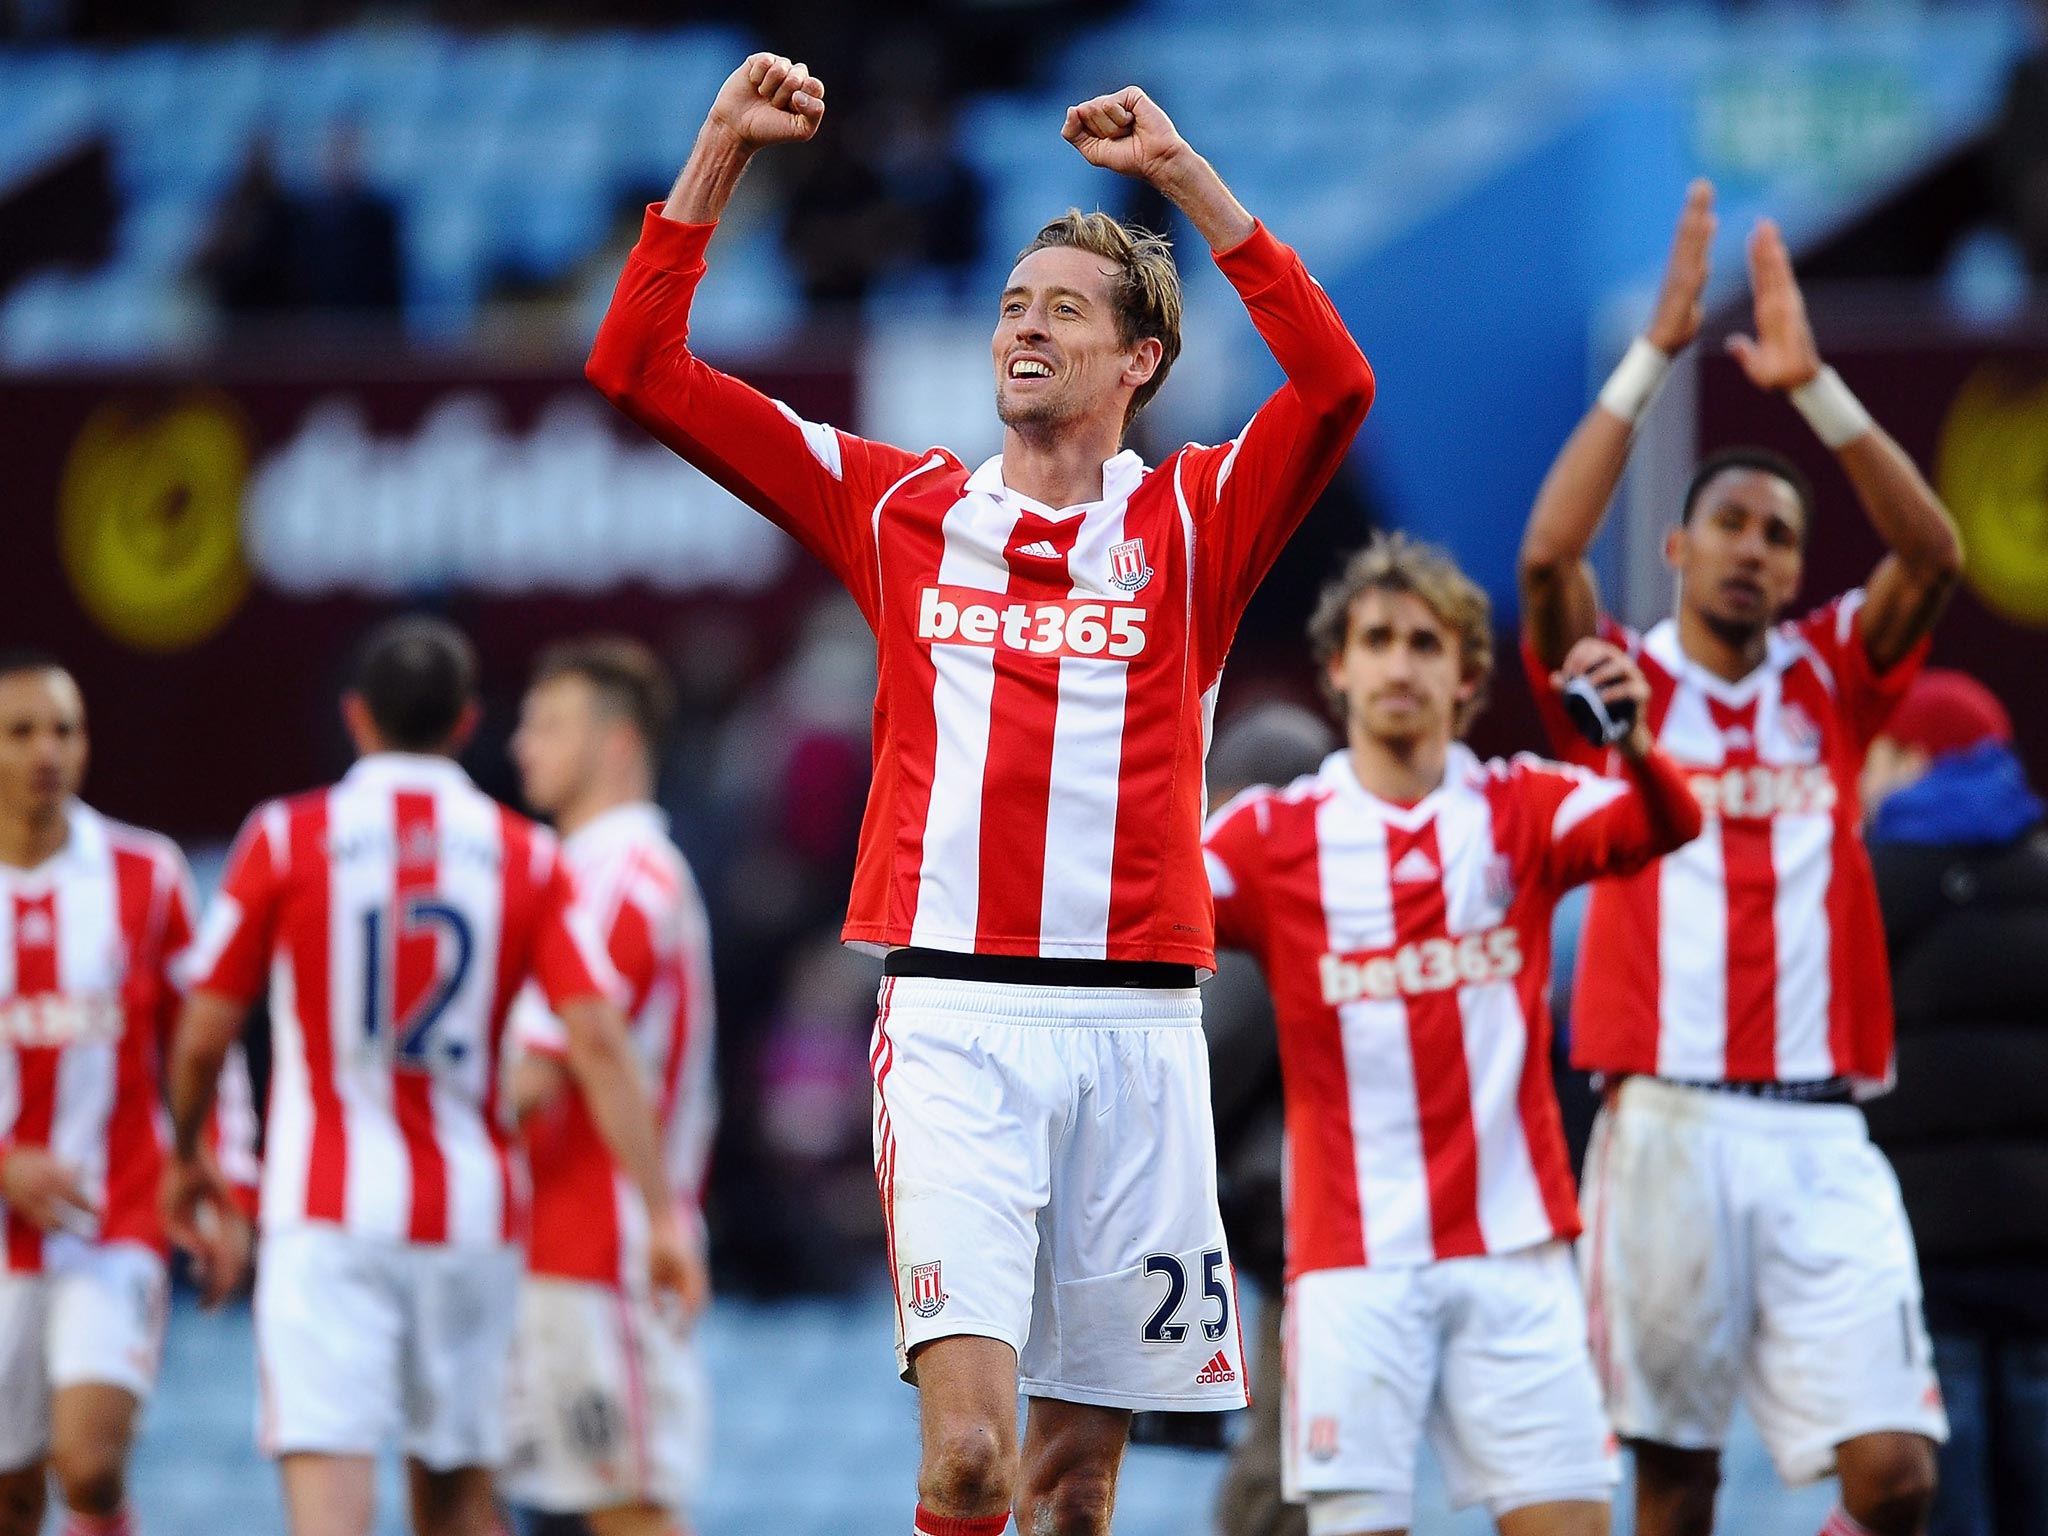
left=586, top=51, right=1373, bottom=1536
left=1204, top=538, right=1703, bottom=1536
left=161, top=618, right=693, bottom=1536
left=1518, top=182, right=1964, bottom=1536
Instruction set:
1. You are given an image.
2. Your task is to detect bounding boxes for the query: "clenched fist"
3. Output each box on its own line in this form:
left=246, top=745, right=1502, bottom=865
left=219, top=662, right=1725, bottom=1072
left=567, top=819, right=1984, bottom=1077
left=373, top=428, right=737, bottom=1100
left=708, top=52, right=826, bottom=151
left=1061, top=87, right=1189, bottom=186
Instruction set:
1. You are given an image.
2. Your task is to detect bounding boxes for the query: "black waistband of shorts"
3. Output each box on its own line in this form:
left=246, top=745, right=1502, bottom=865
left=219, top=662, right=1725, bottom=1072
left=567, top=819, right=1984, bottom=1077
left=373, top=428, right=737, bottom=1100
left=883, top=947, right=1200, bottom=990
left=1658, top=1074, right=1856, bottom=1106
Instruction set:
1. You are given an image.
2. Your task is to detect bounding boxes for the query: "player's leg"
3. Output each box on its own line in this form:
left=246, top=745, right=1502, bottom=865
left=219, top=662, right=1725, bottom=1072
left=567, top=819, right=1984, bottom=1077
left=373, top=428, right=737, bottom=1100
left=256, top=1227, right=407, bottom=1536
left=0, top=1266, right=50, bottom=1536
left=1627, top=1444, right=1720, bottom=1536
left=911, top=1334, right=1022, bottom=1525
left=405, top=1462, right=496, bottom=1536
left=1015, top=1396, right=1130, bottom=1534
left=41, top=1240, right=168, bottom=1535
left=1740, top=1111, right=1946, bottom=1536
left=1431, top=1244, right=1617, bottom=1536
left=873, top=979, right=1062, bottom=1533
left=401, top=1244, right=524, bottom=1536
left=585, top=1502, right=684, bottom=1536
left=1578, top=1083, right=1745, bottom=1536
left=280, top=1455, right=378, bottom=1536
left=45, top=1384, right=139, bottom=1530
left=1832, top=1432, right=1938, bottom=1536
left=0, top=1465, right=43, bottom=1536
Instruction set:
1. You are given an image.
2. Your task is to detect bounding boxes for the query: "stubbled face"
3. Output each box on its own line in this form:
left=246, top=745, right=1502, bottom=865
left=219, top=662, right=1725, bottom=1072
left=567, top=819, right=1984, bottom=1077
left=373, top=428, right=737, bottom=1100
left=992, top=245, right=1152, bottom=439
left=1328, top=588, right=1470, bottom=752
left=1669, top=468, right=1806, bottom=643
left=0, top=670, right=87, bottom=826
left=511, top=675, right=603, bottom=820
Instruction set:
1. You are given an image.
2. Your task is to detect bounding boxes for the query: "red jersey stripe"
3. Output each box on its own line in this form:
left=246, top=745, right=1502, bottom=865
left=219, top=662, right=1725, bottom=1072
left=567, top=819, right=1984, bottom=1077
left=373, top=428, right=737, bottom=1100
left=291, top=795, right=346, bottom=1224
left=100, top=847, right=164, bottom=1251
left=1386, top=822, right=1485, bottom=1260
left=7, top=893, right=58, bottom=1271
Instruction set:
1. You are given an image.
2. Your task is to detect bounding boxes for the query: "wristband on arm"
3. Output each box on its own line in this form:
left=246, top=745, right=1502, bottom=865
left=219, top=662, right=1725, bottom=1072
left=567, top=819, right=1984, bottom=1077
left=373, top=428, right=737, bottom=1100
left=1596, top=338, right=1674, bottom=425
left=1790, top=366, right=1874, bottom=449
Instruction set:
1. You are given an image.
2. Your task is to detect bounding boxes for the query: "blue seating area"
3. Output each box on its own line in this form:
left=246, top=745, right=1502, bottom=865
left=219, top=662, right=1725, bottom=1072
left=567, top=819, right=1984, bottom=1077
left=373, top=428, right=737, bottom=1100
left=0, top=0, right=2021, bottom=363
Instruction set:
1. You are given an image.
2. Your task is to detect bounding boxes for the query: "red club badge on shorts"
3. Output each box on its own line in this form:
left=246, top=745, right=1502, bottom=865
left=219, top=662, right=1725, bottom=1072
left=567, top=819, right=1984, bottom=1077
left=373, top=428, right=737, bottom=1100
left=1307, top=1415, right=1340, bottom=1462
left=1108, top=537, right=1153, bottom=594
left=908, top=1261, right=948, bottom=1319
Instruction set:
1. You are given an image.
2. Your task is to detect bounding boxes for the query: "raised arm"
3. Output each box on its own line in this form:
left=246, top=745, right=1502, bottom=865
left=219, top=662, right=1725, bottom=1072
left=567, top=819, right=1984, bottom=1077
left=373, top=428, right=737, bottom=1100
left=1723, top=220, right=1962, bottom=673
left=1065, top=88, right=1375, bottom=636
left=1521, top=180, right=1717, bottom=670
left=586, top=53, right=925, bottom=619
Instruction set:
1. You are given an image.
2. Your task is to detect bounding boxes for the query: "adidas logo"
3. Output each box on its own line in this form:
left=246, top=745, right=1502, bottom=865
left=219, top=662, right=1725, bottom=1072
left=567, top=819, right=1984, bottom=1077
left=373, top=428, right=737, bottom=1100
left=1390, top=847, right=1439, bottom=884
left=1195, top=1350, right=1237, bottom=1386
left=1016, top=539, right=1061, bottom=559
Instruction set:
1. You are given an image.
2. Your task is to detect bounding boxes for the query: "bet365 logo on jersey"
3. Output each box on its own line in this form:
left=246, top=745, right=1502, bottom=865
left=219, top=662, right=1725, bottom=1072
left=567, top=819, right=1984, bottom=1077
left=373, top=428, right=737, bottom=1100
left=1319, top=927, right=1523, bottom=1006
left=917, top=586, right=1148, bottom=659
left=1688, top=764, right=1836, bottom=820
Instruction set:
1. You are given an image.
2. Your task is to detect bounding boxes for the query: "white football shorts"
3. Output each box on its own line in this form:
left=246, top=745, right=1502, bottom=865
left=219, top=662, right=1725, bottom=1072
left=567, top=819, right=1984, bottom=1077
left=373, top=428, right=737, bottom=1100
left=871, top=975, right=1247, bottom=1412
left=500, top=1275, right=708, bottom=1516
left=1581, top=1075, right=1949, bottom=1484
left=1281, top=1241, right=1617, bottom=1531
left=0, top=1235, right=167, bottom=1472
left=253, top=1224, right=521, bottom=1469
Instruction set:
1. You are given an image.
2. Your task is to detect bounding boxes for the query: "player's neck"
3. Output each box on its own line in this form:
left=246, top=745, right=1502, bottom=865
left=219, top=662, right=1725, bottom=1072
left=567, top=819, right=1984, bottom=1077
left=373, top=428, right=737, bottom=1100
left=999, top=421, right=1124, bottom=510
left=1346, top=730, right=1449, bottom=807
left=555, top=778, right=650, bottom=840
left=1675, top=604, right=1770, bottom=683
left=0, top=803, right=70, bottom=870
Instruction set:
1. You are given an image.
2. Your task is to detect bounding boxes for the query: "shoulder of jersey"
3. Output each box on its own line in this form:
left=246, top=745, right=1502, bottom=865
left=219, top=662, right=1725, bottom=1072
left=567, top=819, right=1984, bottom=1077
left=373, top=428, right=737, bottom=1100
left=85, top=806, right=187, bottom=872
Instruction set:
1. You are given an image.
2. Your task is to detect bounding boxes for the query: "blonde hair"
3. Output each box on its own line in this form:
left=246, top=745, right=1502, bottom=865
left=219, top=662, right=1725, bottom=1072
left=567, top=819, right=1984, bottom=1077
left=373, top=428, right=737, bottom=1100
left=1017, top=209, right=1183, bottom=427
left=1307, top=533, right=1496, bottom=736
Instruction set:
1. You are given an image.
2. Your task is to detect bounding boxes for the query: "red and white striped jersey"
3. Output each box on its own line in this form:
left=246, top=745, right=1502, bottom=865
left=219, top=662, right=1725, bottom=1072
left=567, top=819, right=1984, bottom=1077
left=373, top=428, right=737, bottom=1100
left=512, top=803, right=716, bottom=1288
left=183, top=754, right=619, bottom=1246
left=589, top=209, right=1373, bottom=970
left=1204, top=744, right=1700, bottom=1276
left=1524, top=593, right=1923, bottom=1092
left=0, top=803, right=255, bottom=1271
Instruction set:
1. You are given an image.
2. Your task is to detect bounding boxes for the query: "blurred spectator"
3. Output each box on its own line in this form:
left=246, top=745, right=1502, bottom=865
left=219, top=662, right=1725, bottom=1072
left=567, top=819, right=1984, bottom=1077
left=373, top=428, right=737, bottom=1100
left=872, top=95, right=988, bottom=298
left=1993, top=0, right=2048, bottom=274
left=1861, top=669, right=2048, bottom=1536
left=197, top=125, right=402, bottom=319
left=780, top=119, right=901, bottom=317
left=1198, top=701, right=1334, bottom=1536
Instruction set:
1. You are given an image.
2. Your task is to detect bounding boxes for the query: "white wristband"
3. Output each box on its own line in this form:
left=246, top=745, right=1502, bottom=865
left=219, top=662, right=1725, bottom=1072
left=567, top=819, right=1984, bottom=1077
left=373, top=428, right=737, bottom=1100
left=1597, top=337, right=1674, bottom=425
left=1790, top=366, right=1874, bottom=450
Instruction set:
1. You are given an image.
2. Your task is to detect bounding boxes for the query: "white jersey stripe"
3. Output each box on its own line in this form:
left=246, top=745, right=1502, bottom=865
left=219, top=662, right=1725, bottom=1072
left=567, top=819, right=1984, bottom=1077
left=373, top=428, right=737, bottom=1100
left=1657, top=828, right=1728, bottom=1079
left=431, top=783, right=509, bottom=1246
left=264, top=949, right=313, bottom=1239
left=1461, top=984, right=1548, bottom=1251
left=1771, top=813, right=1836, bottom=1080
left=330, top=783, right=402, bottom=1236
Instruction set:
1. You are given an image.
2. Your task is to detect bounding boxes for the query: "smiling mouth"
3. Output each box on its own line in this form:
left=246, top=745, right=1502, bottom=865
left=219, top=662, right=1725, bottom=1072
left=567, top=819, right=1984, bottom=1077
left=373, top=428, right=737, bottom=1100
left=1721, top=578, right=1764, bottom=602
left=1007, top=358, right=1054, bottom=380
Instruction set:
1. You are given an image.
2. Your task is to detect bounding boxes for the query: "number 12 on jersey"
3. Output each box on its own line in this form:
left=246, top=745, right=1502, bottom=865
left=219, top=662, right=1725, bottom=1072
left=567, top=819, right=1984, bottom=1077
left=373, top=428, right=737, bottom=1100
left=361, top=897, right=474, bottom=1070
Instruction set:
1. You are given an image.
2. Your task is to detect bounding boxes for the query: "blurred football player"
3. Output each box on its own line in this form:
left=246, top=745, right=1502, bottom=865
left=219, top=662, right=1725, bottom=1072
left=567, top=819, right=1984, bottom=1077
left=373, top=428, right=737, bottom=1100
left=587, top=50, right=1373, bottom=1536
left=500, top=638, right=716, bottom=1536
left=162, top=617, right=691, bottom=1536
left=1518, top=182, right=1963, bottom=1536
left=0, top=650, right=254, bottom=1536
left=1205, top=537, right=1702, bottom=1536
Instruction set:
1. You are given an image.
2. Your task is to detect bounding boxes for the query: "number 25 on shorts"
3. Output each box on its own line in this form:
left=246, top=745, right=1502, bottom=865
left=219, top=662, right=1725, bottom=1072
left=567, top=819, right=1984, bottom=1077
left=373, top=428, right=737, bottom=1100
left=1142, top=1248, right=1230, bottom=1343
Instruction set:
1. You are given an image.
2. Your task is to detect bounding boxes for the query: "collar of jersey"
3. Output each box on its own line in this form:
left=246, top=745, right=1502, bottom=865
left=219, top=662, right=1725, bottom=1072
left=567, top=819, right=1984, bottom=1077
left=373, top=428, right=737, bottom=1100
left=342, top=752, right=476, bottom=790
left=0, top=798, right=101, bottom=884
left=964, top=449, right=1147, bottom=516
left=1320, top=742, right=1479, bottom=828
left=566, top=800, right=669, bottom=853
left=1644, top=617, right=1799, bottom=707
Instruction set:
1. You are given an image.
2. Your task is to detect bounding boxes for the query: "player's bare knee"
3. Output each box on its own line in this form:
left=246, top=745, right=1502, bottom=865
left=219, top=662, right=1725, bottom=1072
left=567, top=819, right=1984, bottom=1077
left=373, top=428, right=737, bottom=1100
left=0, top=1466, right=46, bottom=1536
left=919, top=1420, right=1015, bottom=1515
left=1028, top=1465, right=1117, bottom=1535
left=1628, top=1442, right=1717, bottom=1536
left=1838, top=1433, right=1937, bottom=1536
left=46, top=1440, right=123, bottom=1517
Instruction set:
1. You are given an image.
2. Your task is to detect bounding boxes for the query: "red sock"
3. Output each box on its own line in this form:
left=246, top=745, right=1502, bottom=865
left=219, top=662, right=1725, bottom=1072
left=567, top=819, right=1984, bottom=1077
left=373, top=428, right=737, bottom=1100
left=61, top=1510, right=134, bottom=1536
left=1820, top=1510, right=1878, bottom=1536
left=913, top=1507, right=1009, bottom=1536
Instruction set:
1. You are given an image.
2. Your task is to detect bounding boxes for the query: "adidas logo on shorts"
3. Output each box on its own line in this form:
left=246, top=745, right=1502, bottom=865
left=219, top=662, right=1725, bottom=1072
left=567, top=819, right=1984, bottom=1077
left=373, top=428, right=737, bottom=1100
left=1195, top=1350, right=1237, bottom=1386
